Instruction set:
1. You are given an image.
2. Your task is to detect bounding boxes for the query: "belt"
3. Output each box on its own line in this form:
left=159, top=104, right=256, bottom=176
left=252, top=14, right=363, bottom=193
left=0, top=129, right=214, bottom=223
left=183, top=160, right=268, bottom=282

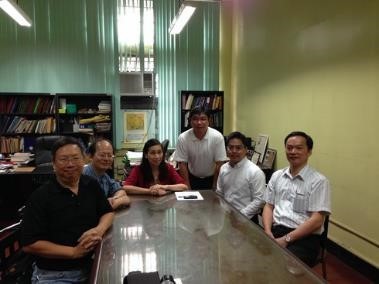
left=189, top=172, right=213, bottom=179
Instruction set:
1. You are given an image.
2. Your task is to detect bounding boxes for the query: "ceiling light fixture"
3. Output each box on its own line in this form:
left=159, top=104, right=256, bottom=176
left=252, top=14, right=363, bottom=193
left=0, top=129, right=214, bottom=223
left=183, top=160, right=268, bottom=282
left=169, top=2, right=196, bottom=35
left=0, top=0, right=32, bottom=27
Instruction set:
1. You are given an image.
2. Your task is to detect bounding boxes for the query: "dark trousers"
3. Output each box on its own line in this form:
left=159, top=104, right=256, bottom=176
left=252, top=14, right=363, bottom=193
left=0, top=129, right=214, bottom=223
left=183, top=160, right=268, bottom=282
left=272, top=225, right=320, bottom=267
left=250, top=214, right=259, bottom=225
left=189, top=172, right=214, bottom=190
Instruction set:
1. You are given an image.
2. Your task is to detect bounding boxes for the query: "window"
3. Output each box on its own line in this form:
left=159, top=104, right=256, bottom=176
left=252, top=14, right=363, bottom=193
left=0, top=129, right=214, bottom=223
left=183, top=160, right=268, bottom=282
left=118, top=0, right=154, bottom=72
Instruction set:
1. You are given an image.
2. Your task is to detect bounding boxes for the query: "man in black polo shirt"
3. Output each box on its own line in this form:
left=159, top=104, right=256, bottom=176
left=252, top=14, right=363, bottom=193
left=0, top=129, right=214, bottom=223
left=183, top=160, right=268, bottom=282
left=21, top=136, right=114, bottom=283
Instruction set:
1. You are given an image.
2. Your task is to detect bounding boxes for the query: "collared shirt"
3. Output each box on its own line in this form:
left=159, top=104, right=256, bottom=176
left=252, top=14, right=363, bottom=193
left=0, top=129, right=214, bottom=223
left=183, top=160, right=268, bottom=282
left=264, top=165, right=331, bottom=234
left=83, top=164, right=120, bottom=197
left=123, top=163, right=185, bottom=188
left=20, top=175, right=113, bottom=270
left=174, top=127, right=227, bottom=177
left=216, top=157, right=266, bottom=218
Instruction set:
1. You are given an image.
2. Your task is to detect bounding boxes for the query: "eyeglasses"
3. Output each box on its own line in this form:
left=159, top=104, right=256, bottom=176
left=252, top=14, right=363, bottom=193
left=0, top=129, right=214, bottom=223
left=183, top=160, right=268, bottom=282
left=56, top=156, right=82, bottom=165
left=190, top=116, right=208, bottom=122
left=96, top=153, right=115, bottom=159
left=227, top=145, right=245, bottom=151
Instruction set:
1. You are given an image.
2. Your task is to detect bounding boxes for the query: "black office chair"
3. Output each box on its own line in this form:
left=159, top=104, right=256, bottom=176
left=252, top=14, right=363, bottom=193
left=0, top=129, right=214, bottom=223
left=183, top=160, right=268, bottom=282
left=34, top=136, right=63, bottom=172
left=315, top=215, right=329, bottom=280
left=161, top=139, right=169, bottom=159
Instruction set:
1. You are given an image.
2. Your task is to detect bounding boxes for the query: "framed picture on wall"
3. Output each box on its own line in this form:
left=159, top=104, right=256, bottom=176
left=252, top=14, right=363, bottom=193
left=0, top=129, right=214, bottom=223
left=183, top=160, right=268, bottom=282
left=254, top=134, right=269, bottom=164
left=261, top=148, right=276, bottom=169
left=123, top=111, right=147, bottom=143
left=251, top=151, right=261, bottom=165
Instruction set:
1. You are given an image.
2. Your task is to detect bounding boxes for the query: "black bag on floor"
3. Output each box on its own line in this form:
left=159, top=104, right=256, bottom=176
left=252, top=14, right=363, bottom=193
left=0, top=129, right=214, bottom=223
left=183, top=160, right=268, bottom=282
left=123, top=271, right=160, bottom=284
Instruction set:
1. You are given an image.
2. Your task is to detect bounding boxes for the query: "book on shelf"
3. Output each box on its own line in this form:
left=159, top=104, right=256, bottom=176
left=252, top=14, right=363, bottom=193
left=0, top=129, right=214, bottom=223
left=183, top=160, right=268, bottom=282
left=33, top=97, right=41, bottom=113
left=6, top=116, right=22, bottom=133
left=6, top=96, right=17, bottom=113
left=0, top=136, right=22, bottom=153
left=181, top=95, right=186, bottom=109
left=184, top=94, right=194, bottom=110
left=15, top=118, right=28, bottom=133
left=184, top=111, right=190, bottom=127
left=95, top=122, right=111, bottom=132
left=0, top=96, right=7, bottom=112
left=78, top=128, right=94, bottom=134
left=204, top=97, right=211, bottom=110
left=26, top=97, right=37, bottom=113
left=98, top=101, right=111, bottom=113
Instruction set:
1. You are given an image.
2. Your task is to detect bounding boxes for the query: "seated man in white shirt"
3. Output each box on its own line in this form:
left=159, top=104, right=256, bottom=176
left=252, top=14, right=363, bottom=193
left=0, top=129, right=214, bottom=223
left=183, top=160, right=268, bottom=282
left=262, top=131, right=331, bottom=266
left=216, top=131, right=266, bottom=224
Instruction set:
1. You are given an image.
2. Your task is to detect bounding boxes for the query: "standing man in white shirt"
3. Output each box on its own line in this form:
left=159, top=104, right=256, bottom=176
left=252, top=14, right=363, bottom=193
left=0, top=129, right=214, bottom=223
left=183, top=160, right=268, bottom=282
left=262, top=131, right=331, bottom=266
left=174, top=106, right=227, bottom=190
left=216, top=131, right=266, bottom=224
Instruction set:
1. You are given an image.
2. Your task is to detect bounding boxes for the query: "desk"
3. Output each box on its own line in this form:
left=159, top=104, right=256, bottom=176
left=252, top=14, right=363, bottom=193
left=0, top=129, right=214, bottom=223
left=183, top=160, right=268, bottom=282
left=91, top=191, right=324, bottom=284
left=0, top=168, right=54, bottom=223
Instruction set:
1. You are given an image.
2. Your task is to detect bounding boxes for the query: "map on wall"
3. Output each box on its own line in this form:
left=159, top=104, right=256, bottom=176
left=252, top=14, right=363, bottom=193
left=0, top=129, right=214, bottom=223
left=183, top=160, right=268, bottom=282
left=124, top=111, right=147, bottom=143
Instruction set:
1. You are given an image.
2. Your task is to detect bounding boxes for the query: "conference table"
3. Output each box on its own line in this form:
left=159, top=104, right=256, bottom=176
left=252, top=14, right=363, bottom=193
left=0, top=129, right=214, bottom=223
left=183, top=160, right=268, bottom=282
left=91, top=191, right=325, bottom=284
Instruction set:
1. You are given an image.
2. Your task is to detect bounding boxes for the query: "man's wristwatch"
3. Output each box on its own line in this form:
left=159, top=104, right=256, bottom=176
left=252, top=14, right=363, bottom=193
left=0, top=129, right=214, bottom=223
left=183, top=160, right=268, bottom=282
left=285, top=234, right=292, bottom=243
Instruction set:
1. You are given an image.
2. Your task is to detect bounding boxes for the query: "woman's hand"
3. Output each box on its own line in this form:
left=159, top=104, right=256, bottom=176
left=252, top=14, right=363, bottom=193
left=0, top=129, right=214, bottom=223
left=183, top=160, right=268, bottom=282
left=149, top=184, right=168, bottom=196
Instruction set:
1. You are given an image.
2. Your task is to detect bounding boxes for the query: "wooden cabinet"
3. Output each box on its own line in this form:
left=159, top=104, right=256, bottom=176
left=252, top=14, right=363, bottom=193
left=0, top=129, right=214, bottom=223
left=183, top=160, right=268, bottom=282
left=180, top=90, right=224, bottom=134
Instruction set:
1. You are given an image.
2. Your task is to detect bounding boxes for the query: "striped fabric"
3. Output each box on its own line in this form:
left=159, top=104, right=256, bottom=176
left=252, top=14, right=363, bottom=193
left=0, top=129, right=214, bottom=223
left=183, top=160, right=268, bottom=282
left=264, top=165, right=331, bottom=234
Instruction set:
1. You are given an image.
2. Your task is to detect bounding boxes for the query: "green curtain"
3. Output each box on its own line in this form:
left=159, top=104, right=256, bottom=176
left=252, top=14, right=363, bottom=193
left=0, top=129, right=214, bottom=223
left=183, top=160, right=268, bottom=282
left=0, top=0, right=117, bottom=94
left=154, top=0, right=220, bottom=146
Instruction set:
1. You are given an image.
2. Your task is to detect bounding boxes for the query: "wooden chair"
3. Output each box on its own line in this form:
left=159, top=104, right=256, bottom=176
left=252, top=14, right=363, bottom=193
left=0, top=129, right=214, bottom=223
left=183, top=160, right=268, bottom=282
left=315, top=215, right=330, bottom=280
left=0, top=207, right=33, bottom=283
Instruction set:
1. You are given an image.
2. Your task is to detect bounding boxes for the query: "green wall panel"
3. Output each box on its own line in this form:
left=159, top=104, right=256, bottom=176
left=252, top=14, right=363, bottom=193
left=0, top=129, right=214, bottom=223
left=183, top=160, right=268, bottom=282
left=0, top=0, right=117, bottom=94
left=155, top=0, right=220, bottom=145
left=0, top=0, right=119, bottom=143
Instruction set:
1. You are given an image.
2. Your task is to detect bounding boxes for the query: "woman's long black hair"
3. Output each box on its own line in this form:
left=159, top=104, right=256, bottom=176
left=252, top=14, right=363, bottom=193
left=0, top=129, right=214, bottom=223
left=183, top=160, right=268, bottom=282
left=140, top=139, right=168, bottom=183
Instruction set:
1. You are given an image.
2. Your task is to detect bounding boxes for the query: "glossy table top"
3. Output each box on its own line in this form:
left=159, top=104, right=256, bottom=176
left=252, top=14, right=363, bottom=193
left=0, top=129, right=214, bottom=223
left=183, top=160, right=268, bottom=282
left=92, top=191, right=324, bottom=284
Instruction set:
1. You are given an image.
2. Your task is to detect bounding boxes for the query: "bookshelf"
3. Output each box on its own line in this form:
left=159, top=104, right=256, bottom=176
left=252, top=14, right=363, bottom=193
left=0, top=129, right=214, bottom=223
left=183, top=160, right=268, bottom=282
left=0, top=93, right=56, bottom=153
left=180, top=90, right=224, bottom=134
left=0, top=93, right=113, bottom=154
left=55, top=93, right=113, bottom=147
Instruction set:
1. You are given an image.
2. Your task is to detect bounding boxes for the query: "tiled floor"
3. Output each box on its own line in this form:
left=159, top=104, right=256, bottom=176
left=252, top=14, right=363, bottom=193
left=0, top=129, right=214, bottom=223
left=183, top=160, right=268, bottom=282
left=312, top=252, right=374, bottom=283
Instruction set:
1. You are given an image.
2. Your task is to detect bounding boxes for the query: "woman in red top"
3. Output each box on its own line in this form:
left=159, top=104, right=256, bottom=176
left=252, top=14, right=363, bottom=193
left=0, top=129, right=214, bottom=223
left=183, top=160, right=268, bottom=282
left=123, top=139, right=188, bottom=196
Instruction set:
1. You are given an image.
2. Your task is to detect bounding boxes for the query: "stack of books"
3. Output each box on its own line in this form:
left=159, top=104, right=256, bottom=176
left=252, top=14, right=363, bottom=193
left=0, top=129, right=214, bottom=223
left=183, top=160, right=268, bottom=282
left=98, top=101, right=111, bottom=113
left=10, top=152, right=35, bottom=165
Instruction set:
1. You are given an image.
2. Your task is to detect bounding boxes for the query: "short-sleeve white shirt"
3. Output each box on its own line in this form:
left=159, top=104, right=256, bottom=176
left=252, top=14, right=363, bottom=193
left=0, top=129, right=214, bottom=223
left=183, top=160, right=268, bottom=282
left=264, top=165, right=331, bottom=234
left=174, top=127, right=227, bottom=177
left=216, top=157, right=266, bottom=218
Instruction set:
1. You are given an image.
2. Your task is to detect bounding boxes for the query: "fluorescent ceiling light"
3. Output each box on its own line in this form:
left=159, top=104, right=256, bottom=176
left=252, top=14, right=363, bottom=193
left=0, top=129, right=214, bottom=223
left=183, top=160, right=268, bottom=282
left=169, top=4, right=196, bottom=35
left=0, top=0, right=32, bottom=27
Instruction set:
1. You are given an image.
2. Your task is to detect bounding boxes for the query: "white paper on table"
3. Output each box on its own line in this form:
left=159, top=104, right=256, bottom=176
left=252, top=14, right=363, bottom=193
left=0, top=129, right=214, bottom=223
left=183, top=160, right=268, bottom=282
left=175, top=191, right=203, bottom=201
